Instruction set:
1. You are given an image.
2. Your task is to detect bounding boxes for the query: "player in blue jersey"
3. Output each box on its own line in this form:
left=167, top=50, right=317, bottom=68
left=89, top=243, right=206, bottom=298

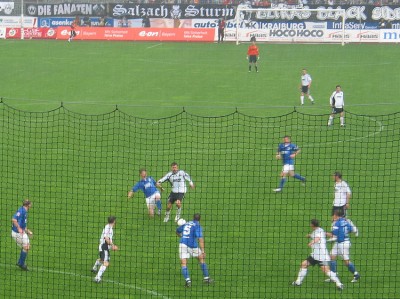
left=11, top=199, right=33, bottom=271
left=273, top=136, right=306, bottom=192
left=176, top=213, right=213, bottom=288
left=326, top=210, right=360, bottom=283
left=128, top=168, right=163, bottom=217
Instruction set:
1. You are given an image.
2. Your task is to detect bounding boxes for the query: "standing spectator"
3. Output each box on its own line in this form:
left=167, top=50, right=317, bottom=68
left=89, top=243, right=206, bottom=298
left=157, top=162, right=194, bottom=223
left=328, top=85, right=345, bottom=127
left=326, top=210, right=361, bottom=283
left=99, top=16, right=106, bottom=27
left=300, top=68, right=315, bottom=105
left=247, top=37, right=259, bottom=73
left=292, top=219, right=344, bottom=290
left=142, top=14, right=151, bottom=28
left=12, top=199, right=33, bottom=271
left=92, top=216, right=119, bottom=283
left=217, top=18, right=225, bottom=43
left=176, top=213, right=213, bottom=287
left=128, top=168, right=163, bottom=217
left=273, top=135, right=306, bottom=192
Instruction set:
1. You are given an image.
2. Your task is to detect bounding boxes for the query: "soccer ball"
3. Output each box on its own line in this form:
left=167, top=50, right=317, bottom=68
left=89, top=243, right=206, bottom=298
left=177, top=219, right=186, bottom=226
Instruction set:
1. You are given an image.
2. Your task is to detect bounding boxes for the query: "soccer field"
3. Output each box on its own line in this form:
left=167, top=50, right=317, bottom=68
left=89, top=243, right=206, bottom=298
left=0, top=40, right=399, bottom=299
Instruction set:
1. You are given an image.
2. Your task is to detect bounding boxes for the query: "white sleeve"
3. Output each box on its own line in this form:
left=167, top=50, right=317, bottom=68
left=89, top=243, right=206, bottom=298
left=184, top=171, right=193, bottom=184
left=158, top=172, right=172, bottom=183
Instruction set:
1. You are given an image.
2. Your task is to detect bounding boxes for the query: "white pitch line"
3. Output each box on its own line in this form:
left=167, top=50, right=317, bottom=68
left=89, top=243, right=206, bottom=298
left=0, top=263, right=171, bottom=299
left=146, top=43, right=163, bottom=49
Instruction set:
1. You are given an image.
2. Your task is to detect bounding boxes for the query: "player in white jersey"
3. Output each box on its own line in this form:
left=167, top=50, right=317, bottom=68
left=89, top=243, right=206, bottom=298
left=292, top=219, right=344, bottom=291
left=299, top=69, right=315, bottom=105
left=91, top=216, right=119, bottom=283
left=328, top=85, right=345, bottom=127
left=157, top=162, right=195, bottom=223
left=331, top=171, right=358, bottom=236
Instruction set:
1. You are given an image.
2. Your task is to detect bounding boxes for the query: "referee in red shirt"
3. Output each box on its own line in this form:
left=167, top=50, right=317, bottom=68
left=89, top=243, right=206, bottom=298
left=247, top=37, right=259, bottom=73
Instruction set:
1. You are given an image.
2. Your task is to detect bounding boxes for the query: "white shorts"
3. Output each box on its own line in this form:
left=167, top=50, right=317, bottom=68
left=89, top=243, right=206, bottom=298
left=179, top=243, right=201, bottom=259
left=12, top=231, right=30, bottom=248
left=331, top=241, right=351, bottom=260
left=146, top=192, right=160, bottom=207
left=282, top=164, right=295, bottom=173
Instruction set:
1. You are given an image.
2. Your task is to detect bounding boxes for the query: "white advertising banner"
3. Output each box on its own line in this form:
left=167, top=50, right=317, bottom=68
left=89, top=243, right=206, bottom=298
left=0, top=27, right=6, bottom=38
left=0, top=16, right=38, bottom=27
left=379, top=29, right=400, bottom=43
left=226, top=22, right=389, bottom=43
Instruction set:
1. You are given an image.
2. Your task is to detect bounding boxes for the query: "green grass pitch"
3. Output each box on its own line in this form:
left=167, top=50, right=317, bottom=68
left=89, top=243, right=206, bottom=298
left=0, top=40, right=399, bottom=299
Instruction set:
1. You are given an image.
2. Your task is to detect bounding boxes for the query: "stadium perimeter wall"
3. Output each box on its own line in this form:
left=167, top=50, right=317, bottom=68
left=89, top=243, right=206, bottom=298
left=1, top=3, right=400, bottom=42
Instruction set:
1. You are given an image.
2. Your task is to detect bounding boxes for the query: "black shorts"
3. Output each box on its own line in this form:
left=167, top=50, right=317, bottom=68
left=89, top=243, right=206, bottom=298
left=301, top=86, right=309, bottom=94
left=332, top=107, right=344, bottom=114
left=168, top=192, right=185, bottom=204
left=306, top=256, right=327, bottom=267
left=249, top=55, right=257, bottom=63
left=99, top=243, right=110, bottom=262
left=332, top=205, right=346, bottom=217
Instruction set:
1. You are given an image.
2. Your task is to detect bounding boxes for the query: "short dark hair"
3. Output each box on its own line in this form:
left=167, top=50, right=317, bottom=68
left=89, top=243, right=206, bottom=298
left=334, top=171, right=342, bottom=179
left=171, top=162, right=178, bottom=167
left=139, top=168, right=146, bottom=174
left=108, top=216, right=117, bottom=224
left=23, top=199, right=31, bottom=207
left=310, top=219, right=320, bottom=227
left=193, top=213, right=201, bottom=221
left=334, top=210, right=344, bottom=217
left=336, top=85, right=341, bottom=88
left=250, top=36, right=256, bottom=42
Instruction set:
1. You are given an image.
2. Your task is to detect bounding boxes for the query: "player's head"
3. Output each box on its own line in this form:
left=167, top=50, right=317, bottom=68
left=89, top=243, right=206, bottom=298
left=310, top=219, right=320, bottom=229
left=336, top=85, right=341, bottom=91
left=283, top=135, right=291, bottom=143
left=139, top=168, right=147, bottom=178
left=23, top=199, right=32, bottom=209
left=302, top=68, right=307, bottom=74
left=333, top=210, right=344, bottom=219
left=333, top=171, right=342, bottom=180
left=250, top=36, right=256, bottom=43
left=108, top=216, right=117, bottom=225
left=193, top=213, right=201, bottom=221
left=171, top=162, right=179, bottom=173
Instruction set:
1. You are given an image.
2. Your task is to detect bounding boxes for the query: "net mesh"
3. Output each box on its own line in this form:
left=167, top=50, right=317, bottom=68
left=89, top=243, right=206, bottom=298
left=1, top=102, right=399, bottom=298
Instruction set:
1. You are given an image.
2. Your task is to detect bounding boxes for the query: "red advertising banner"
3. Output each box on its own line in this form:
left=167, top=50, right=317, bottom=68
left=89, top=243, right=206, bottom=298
left=56, top=26, right=215, bottom=42
left=6, top=27, right=57, bottom=39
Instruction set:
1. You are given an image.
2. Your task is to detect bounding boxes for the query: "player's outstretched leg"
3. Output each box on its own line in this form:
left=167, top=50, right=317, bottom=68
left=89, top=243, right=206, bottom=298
left=92, top=259, right=102, bottom=273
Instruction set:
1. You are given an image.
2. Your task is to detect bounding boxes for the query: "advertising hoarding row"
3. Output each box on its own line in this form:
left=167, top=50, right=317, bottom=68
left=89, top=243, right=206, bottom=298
left=1, top=25, right=399, bottom=43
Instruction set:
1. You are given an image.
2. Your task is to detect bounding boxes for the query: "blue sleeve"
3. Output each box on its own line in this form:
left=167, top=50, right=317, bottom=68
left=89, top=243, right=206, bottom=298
left=132, top=182, right=142, bottom=193
left=331, top=221, right=339, bottom=236
left=347, top=222, right=353, bottom=233
left=150, top=177, right=156, bottom=185
left=195, top=225, right=203, bottom=239
left=176, top=225, right=184, bottom=234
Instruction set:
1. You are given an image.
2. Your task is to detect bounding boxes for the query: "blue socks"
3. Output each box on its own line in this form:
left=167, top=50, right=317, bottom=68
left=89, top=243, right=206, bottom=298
left=18, top=250, right=27, bottom=266
left=294, top=174, right=305, bottom=181
left=201, top=263, right=209, bottom=278
left=156, top=199, right=162, bottom=211
left=279, top=178, right=287, bottom=189
left=348, top=262, right=356, bottom=274
left=181, top=266, right=190, bottom=280
left=330, top=260, right=337, bottom=273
